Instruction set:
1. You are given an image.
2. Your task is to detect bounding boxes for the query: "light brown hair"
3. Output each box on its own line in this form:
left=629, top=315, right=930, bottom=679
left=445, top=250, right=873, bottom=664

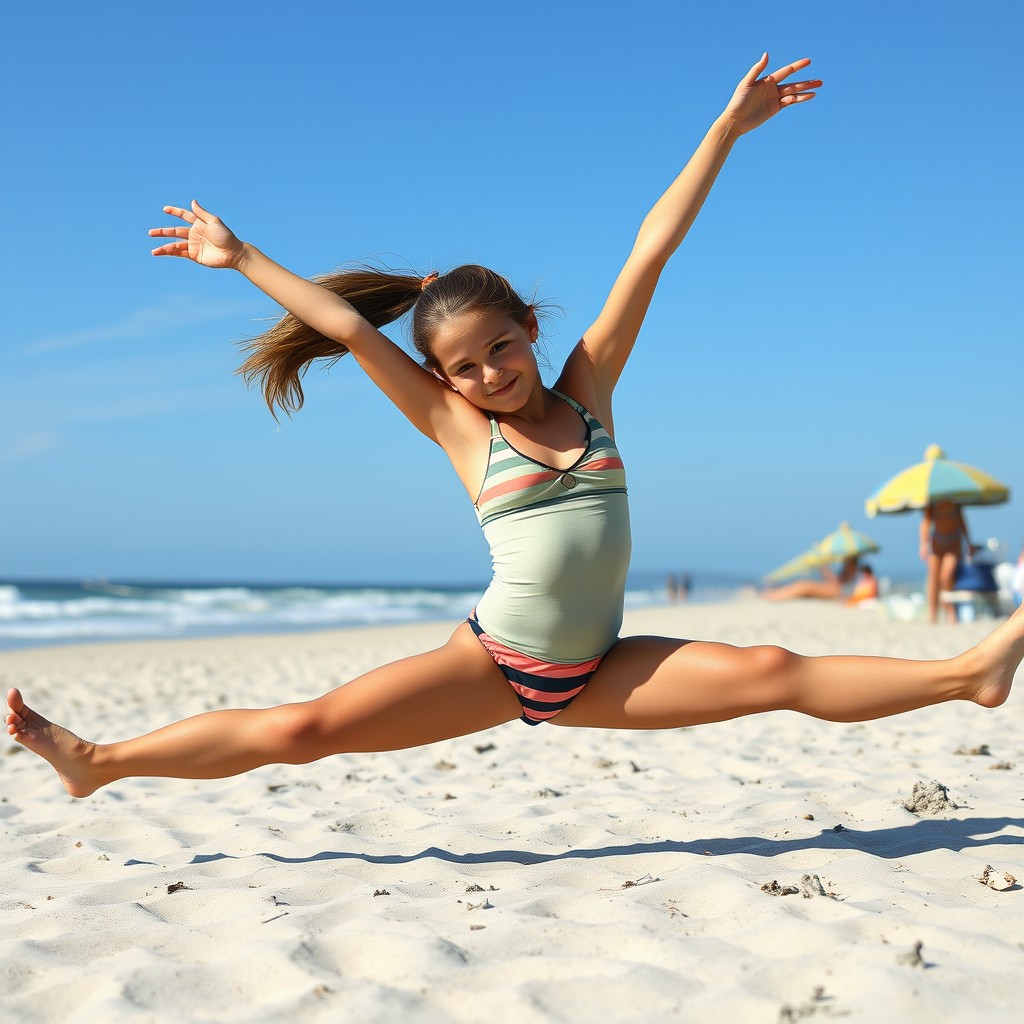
left=238, top=264, right=537, bottom=418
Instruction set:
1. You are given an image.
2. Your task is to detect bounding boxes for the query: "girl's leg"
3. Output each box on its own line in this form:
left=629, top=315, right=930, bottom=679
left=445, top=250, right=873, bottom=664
left=5, top=623, right=521, bottom=798
left=553, top=604, right=1024, bottom=730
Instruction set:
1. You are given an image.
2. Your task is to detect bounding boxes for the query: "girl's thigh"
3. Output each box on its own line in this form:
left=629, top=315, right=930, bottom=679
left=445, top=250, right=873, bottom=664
left=308, top=621, right=522, bottom=752
left=551, top=634, right=787, bottom=731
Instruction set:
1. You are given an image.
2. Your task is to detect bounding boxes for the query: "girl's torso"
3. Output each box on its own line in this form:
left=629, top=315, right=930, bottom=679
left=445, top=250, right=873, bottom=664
left=473, top=391, right=631, bottom=662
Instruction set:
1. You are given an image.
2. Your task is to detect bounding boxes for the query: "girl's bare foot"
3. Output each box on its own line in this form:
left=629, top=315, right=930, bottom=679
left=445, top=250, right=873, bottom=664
left=963, top=603, right=1024, bottom=708
left=5, top=688, right=103, bottom=798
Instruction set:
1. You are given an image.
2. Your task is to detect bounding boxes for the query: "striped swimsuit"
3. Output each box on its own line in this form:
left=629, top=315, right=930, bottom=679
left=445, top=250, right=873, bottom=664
left=471, top=391, right=631, bottom=724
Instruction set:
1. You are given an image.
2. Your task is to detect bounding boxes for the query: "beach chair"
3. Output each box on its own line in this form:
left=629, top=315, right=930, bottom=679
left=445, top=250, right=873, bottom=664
left=940, top=559, right=1000, bottom=622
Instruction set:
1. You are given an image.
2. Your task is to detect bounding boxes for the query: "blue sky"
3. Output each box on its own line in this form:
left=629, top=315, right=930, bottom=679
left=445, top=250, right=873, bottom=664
left=2, top=1, right=1021, bottom=586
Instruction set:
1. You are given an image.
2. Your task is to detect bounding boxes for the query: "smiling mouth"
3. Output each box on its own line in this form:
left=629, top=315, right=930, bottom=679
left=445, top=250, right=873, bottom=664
left=487, top=377, right=518, bottom=397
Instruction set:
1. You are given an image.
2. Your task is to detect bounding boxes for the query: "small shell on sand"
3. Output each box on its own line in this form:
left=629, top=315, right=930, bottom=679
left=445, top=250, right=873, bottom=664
left=977, top=865, right=1018, bottom=892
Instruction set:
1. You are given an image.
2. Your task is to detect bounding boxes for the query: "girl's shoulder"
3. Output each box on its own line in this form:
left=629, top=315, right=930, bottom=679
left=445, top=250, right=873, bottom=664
left=553, top=339, right=608, bottom=423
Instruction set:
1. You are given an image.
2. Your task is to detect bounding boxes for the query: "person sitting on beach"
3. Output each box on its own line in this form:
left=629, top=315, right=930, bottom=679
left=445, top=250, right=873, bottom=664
left=846, top=563, right=879, bottom=606
left=7, top=57, right=1024, bottom=801
left=761, top=556, right=859, bottom=603
left=920, top=501, right=977, bottom=624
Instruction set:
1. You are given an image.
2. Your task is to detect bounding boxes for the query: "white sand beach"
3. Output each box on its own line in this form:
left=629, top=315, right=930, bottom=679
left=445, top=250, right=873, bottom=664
left=2, top=599, right=1021, bottom=1023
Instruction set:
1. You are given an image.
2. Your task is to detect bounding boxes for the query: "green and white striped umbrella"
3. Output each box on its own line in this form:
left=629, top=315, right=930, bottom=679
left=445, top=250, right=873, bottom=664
left=813, top=522, right=880, bottom=562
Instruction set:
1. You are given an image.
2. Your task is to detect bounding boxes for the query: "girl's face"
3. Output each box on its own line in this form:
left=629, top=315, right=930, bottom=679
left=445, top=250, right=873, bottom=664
left=429, top=309, right=540, bottom=411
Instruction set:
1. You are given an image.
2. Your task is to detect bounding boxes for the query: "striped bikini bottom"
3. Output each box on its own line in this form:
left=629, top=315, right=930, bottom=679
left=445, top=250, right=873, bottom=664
left=468, top=611, right=610, bottom=725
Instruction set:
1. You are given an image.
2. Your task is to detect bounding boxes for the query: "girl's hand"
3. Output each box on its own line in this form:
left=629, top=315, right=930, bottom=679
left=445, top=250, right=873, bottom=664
left=149, top=200, right=245, bottom=269
left=723, top=53, right=821, bottom=136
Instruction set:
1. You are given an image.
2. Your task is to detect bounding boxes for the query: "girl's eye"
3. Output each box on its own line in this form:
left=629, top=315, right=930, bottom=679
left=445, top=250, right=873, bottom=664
left=491, top=340, right=508, bottom=354
left=456, top=364, right=473, bottom=375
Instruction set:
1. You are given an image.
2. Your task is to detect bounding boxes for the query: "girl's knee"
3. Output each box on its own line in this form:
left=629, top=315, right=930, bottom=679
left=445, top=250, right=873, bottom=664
left=749, top=644, right=798, bottom=678
left=744, top=645, right=803, bottom=709
left=271, top=701, right=330, bottom=763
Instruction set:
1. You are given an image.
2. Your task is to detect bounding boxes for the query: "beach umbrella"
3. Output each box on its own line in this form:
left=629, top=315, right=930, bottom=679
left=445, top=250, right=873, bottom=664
left=865, top=444, right=1010, bottom=517
left=763, top=548, right=827, bottom=583
left=765, top=522, right=880, bottom=582
left=813, top=522, right=880, bottom=562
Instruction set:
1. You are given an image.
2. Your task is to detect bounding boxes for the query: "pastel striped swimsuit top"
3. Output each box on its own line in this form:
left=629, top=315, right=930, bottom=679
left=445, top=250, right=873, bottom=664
left=473, top=391, right=631, bottom=662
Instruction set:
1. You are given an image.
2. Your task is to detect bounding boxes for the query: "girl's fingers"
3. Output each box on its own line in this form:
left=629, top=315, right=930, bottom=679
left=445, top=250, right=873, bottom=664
left=147, top=226, right=190, bottom=239
left=779, top=93, right=816, bottom=106
left=744, top=52, right=770, bottom=85
left=779, top=79, right=823, bottom=95
left=768, top=58, right=811, bottom=83
left=150, top=241, right=189, bottom=257
left=191, top=198, right=217, bottom=223
left=162, top=204, right=196, bottom=224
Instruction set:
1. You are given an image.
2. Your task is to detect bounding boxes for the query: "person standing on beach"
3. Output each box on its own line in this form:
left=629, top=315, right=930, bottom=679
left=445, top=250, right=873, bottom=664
left=920, top=501, right=977, bottom=624
left=7, top=56, right=1024, bottom=800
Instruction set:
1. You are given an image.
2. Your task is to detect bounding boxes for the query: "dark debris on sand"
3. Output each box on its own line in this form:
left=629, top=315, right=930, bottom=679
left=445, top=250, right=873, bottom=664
left=896, top=940, right=926, bottom=968
left=778, top=985, right=846, bottom=1021
left=761, top=874, right=837, bottom=899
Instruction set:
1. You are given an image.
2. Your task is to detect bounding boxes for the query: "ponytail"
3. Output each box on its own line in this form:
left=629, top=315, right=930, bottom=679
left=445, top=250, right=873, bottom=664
left=238, top=262, right=539, bottom=418
left=237, top=267, right=423, bottom=418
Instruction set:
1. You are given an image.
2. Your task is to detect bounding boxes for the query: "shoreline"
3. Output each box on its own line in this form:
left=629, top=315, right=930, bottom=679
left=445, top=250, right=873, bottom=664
left=0, top=592, right=999, bottom=664
left=0, top=589, right=992, bottom=661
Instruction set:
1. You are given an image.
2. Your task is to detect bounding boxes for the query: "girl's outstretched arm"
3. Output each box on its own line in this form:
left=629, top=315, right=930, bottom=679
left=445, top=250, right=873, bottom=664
left=565, top=55, right=821, bottom=410
left=149, top=202, right=469, bottom=443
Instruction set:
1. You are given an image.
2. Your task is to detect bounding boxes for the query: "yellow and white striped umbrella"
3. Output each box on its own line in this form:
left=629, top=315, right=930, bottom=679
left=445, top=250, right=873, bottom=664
left=866, top=444, right=1009, bottom=516
left=763, top=548, right=828, bottom=583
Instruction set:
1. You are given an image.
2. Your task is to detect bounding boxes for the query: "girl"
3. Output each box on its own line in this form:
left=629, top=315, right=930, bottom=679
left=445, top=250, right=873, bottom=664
left=7, top=56, right=1023, bottom=799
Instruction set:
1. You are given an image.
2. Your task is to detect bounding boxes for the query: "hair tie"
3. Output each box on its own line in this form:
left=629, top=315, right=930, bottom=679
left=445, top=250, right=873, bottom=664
left=420, top=271, right=439, bottom=291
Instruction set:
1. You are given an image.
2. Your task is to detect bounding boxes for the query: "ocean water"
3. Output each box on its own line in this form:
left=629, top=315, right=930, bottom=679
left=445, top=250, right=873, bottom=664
left=0, top=577, right=690, bottom=651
